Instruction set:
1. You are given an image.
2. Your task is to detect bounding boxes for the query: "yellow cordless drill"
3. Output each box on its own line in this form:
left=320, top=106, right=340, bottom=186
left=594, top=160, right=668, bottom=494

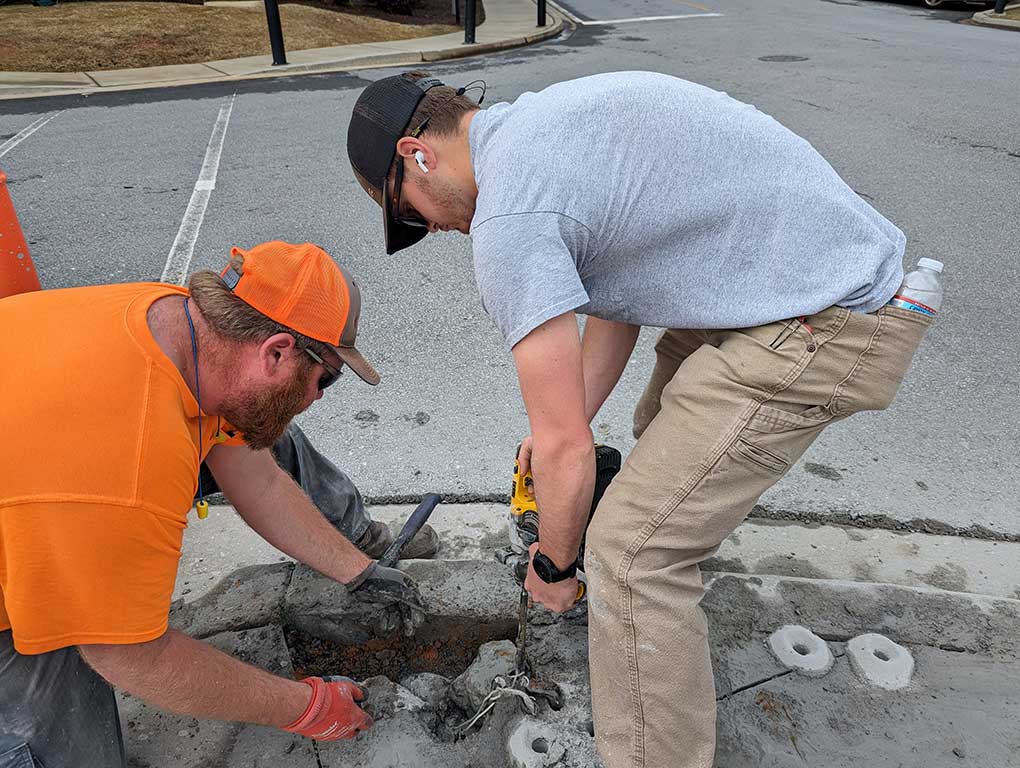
left=509, top=442, right=621, bottom=570
left=507, top=442, right=621, bottom=674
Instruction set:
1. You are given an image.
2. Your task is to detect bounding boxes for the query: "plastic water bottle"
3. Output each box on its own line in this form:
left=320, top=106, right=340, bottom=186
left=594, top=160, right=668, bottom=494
left=888, top=258, right=943, bottom=316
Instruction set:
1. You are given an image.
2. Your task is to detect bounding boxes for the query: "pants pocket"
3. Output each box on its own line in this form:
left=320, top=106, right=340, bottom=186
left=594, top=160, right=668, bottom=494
left=729, top=401, right=836, bottom=477
left=832, top=305, right=934, bottom=416
left=0, top=743, right=40, bottom=768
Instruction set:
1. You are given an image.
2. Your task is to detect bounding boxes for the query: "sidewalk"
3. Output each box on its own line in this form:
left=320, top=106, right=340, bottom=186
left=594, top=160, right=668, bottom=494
left=971, top=2, right=1020, bottom=30
left=0, top=0, right=563, bottom=100
left=174, top=501, right=1020, bottom=603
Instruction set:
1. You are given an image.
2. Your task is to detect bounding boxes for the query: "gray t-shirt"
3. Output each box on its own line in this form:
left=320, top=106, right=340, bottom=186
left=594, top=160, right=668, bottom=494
left=468, top=71, right=905, bottom=347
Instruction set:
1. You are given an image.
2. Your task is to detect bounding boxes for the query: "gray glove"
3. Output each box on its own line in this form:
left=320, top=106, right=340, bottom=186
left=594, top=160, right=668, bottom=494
left=347, top=562, right=426, bottom=637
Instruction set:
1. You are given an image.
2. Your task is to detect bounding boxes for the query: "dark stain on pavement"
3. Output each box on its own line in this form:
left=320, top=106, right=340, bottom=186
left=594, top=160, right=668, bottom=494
left=354, top=409, right=380, bottom=426
left=924, top=563, right=968, bottom=592
left=756, top=554, right=830, bottom=580
left=402, top=411, right=431, bottom=426
left=704, top=556, right=748, bottom=574
left=759, top=55, right=810, bottom=63
left=804, top=462, right=843, bottom=481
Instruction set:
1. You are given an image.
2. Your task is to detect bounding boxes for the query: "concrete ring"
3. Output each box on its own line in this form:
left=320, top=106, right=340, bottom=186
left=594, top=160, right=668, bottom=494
left=847, top=633, right=914, bottom=690
left=766, top=624, right=834, bottom=677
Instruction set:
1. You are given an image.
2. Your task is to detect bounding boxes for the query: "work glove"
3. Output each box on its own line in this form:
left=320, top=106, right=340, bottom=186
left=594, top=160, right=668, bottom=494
left=346, top=561, right=427, bottom=636
left=284, top=675, right=371, bottom=741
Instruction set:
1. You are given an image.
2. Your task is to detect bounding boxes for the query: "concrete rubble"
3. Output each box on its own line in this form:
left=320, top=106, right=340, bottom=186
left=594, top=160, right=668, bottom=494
left=131, top=558, right=1020, bottom=767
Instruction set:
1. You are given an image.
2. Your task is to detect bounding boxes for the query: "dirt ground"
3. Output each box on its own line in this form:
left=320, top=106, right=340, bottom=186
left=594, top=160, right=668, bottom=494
left=0, top=1, right=460, bottom=72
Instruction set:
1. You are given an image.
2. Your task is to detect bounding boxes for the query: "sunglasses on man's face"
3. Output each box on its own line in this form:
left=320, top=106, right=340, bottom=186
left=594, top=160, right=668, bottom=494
left=392, top=158, right=429, bottom=229
left=304, top=347, right=343, bottom=390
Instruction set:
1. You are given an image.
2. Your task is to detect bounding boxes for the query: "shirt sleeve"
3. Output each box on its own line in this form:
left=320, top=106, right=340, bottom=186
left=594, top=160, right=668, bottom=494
left=1, top=500, right=185, bottom=654
left=470, top=212, right=591, bottom=348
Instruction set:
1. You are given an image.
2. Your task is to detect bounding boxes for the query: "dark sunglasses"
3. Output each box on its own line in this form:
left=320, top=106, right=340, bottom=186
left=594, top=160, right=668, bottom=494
left=392, top=151, right=429, bottom=229
left=304, top=347, right=343, bottom=390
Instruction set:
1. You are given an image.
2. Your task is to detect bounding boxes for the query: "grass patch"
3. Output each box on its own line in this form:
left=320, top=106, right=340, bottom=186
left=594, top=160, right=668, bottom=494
left=0, top=1, right=458, bottom=72
left=1001, top=6, right=1020, bottom=19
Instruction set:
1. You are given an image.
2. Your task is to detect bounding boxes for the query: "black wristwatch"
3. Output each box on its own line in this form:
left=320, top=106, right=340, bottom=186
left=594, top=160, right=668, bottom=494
left=532, top=551, right=577, bottom=583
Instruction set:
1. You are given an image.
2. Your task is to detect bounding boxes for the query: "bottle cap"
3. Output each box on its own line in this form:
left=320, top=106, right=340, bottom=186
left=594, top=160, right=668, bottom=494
left=917, top=258, right=943, bottom=273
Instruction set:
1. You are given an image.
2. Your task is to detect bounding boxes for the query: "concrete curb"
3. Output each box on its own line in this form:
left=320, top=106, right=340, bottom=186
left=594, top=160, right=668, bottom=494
left=971, top=3, right=1020, bottom=30
left=0, top=0, right=564, bottom=100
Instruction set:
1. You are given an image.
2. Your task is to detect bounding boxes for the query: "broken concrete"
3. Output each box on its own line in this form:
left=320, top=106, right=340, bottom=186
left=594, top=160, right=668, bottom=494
left=450, top=639, right=518, bottom=712
left=170, top=562, right=294, bottom=639
left=129, top=562, right=1020, bottom=767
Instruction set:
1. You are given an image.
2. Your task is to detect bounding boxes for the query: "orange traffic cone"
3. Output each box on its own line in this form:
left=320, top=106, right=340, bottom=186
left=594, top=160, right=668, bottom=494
left=0, top=170, right=41, bottom=299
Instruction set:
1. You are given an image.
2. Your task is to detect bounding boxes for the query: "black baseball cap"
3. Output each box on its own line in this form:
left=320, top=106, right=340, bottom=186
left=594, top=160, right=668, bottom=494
left=347, top=73, right=446, bottom=255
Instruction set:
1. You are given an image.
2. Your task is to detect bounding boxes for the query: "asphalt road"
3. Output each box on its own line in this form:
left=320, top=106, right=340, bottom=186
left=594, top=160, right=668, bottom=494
left=1, top=0, right=1017, bottom=536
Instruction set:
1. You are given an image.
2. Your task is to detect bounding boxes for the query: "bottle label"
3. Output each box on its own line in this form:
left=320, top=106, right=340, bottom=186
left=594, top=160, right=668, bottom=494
left=888, top=294, right=936, bottom=317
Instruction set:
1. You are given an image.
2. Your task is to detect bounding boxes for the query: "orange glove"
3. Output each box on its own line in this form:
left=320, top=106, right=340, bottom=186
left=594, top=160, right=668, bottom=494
left=284, top=676, right=372, bottom=741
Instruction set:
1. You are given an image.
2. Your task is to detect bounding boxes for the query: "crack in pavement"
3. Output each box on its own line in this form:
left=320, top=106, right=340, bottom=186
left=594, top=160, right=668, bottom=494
left=716, top=651, right=847, bottom=703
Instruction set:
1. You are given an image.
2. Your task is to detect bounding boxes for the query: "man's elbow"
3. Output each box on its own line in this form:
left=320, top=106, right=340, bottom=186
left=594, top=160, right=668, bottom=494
left=533, top=425, right=594, bottom=467
left=79, top=631, right=172, bottom=686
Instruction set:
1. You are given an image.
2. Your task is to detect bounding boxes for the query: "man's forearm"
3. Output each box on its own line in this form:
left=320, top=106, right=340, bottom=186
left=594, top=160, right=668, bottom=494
left=207, top=446, right=371, bottom=585
left=80, top=629, right=308, bottom=728
left=241, top=469, right=372, bottom=584
left=532, top=432, right=595, bottom=569
left=581, top=317, right=640, bottom=423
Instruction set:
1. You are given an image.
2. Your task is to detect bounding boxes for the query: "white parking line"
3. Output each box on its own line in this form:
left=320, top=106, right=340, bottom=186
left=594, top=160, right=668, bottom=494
left=0, top=111, right=66, bottom=159
left=160, top=94, right=235, bottom=285
left=578, top=12, right=722, bottom=25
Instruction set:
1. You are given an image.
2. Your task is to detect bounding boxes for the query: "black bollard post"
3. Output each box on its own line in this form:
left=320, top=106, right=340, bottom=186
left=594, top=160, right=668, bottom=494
left=263, top=0, right=287, bottom=66
left=464, top=0, right=476, bottom=44
left=994, top=0, right=1005, bottom=13
left=538, top=0, right=546, bottom=26
left=453, top=0, right=460, bottom=25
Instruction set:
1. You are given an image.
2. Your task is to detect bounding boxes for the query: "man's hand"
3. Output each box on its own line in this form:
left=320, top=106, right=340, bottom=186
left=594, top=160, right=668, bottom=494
left=524, top=542, right=580, bottom=614
left=284, top=676, right=372, bottom=741
left=517, top=434, right=534, bottom=478
left=347, top=562, right=426, bottom=636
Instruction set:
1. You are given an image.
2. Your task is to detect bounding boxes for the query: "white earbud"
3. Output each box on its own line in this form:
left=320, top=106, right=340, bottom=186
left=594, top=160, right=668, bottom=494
left=414, top=150, right=429, bottom=174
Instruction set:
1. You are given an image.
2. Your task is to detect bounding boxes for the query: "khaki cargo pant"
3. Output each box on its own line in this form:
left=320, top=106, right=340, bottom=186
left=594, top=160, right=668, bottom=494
left=584, top=304, right=933, bottom=768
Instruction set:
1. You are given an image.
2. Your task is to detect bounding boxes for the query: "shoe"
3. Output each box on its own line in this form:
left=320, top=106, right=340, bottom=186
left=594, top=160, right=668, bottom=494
left=355, top=520, right=440, bottom=560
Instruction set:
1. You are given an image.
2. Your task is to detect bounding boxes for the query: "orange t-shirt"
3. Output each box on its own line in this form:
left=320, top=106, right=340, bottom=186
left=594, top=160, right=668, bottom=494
left=0, top=283, right=230, bottom=654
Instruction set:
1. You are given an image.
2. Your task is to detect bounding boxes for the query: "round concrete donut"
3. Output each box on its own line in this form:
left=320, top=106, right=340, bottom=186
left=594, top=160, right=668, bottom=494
left=766, top=624, right=834, bottom=677
left=847, top=633, right=914, bottom=690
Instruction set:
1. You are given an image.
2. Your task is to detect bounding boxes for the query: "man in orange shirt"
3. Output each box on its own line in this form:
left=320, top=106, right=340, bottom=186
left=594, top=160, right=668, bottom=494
left=0, top=241, right=424, bottom=767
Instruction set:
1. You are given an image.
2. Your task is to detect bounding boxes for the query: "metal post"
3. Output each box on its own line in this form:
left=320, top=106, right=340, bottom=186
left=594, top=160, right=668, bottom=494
left=464, top=0, right=476, bottom=44
left=994, top=0, right=1006, bottom=13
left=538, top=0, right=546, bottom=26
left=453, top=0, right=460, bottom=25
left=263, top=0, right=287, bottom=66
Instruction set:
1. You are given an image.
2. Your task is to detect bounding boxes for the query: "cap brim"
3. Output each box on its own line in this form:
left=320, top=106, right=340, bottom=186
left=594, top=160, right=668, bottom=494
left=333, top=344, right=381, bottom=386
left=383, top=192, right=430, bottom=256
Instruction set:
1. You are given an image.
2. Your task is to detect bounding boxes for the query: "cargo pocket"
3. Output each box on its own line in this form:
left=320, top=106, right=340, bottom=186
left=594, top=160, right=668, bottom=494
left=729, top=401, right=836, bottom=476
left=0, top=743, right=41, bottom=768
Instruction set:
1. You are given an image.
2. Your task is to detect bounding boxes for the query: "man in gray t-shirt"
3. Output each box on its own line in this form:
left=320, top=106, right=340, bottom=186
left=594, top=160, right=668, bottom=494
left=347, top=71, right=931, bottom=768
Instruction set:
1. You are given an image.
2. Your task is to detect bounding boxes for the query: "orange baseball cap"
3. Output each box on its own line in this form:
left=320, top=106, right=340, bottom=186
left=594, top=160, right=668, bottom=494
left=221, top=241, right=380, bottom=385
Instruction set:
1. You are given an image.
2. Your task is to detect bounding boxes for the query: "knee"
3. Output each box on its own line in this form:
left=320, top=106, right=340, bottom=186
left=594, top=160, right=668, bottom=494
left=632, top=390, right=660, bottom=439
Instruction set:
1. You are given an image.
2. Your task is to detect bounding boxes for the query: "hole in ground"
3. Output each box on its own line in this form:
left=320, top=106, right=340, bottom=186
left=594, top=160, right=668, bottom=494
left=285, top=619, right=517, bottom=680
left=532, top=737, right=549, bottom=753
left=874, top=649, right=890, bottom=661
left=793, top=643, right=811, bottom=656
